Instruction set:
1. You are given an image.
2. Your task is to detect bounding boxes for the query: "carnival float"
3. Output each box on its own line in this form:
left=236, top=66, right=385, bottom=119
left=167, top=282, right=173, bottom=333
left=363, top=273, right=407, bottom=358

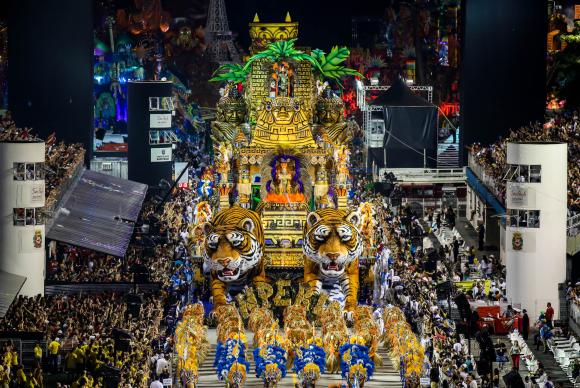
left=175, top=14, right=425, bottom=387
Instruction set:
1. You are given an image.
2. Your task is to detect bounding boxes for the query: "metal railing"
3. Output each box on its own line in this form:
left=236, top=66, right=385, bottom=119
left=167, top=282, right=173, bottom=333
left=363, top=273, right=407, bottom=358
left=568, top=213, right=580, bottom=235
left=44, top=161, right=85, bottom=232
left=378, top=167, right=466, bottom=183
left=44, top=282, right=161, bottom=296
left=467, top=152, right=505, bottom=202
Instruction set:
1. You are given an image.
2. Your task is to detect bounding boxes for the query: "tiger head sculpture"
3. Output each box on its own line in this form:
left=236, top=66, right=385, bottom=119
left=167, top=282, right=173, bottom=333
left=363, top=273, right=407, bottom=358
left=303, top=208, right=363, bottom=278
left=203, top=206, right=264, bottom=286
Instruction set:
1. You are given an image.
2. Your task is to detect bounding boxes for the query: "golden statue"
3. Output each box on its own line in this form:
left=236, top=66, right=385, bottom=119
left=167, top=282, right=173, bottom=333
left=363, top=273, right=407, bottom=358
left=334, top=145, right=350, bottom=185
left=211, top=86, right=248, bottom=144
left=314, top=90, right=356, bottom=146
left=265, top=156, right=306, bottom=203
left=214, top=142, right=233, bottom=177
left=276, top=161, right=293, bottom=194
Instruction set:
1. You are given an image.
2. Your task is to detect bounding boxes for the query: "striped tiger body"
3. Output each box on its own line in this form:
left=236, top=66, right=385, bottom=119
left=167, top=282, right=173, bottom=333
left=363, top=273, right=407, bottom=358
left=203, top=206, right=266, bottom=307
left=302, top=208, right=363, bottom=312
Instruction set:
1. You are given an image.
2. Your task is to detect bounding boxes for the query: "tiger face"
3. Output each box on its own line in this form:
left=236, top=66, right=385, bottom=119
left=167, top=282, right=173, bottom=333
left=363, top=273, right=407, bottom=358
left=303, top=209, right=363, bottom=278
left=203, top=207, right=264, bottom=283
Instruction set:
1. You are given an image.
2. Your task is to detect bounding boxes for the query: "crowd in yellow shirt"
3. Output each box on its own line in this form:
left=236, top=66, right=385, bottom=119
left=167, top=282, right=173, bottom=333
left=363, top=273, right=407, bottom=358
left=0, top=341, right=43, bottom=387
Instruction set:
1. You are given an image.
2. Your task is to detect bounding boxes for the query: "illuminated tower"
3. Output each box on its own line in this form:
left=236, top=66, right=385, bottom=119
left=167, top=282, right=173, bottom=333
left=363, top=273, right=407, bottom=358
left=205, top=0, right=240, bottom=64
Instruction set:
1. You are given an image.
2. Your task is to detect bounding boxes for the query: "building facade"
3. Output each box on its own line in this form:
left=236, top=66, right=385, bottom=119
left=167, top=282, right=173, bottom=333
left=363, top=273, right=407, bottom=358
left=0, top=140, right=46, bottom=295
left=505, top=142, right=567, bottom=319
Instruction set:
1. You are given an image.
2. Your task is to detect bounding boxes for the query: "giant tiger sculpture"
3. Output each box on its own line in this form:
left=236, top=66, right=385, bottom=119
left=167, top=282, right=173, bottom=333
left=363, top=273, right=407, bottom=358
left=303, top=208, right=363, bottom=313
left=203, top=207, right=267, bottom=307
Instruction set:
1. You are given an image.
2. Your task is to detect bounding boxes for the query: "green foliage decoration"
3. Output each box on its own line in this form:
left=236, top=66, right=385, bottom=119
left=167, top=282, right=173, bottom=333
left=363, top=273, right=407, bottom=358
left=209, top=38, right=363, bottom=86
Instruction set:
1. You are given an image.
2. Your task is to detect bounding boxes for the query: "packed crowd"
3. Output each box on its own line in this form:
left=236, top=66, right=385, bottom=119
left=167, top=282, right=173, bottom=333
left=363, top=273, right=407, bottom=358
left=469, top=111, right=580, bottom=212
left=47, top=243, right=132, bottom=282
left=0, top=112, right=85, bottom=214
left=0, top=292, right=163, bottom=387
left=0, top=340, right=43, bottom=387
left=362, top=194, right=482, bottom=386
left=44, top=140, right=85, bottom=211
left=0, top=113, right=41, bottom=142
left=2, top=128, right=211, bottom=386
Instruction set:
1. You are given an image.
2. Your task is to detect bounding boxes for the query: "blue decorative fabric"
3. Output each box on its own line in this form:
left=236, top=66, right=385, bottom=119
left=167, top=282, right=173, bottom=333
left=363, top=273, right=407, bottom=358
left=214, top=339, right=250, bottom=380
left=253, top=345, right=287, bottom=380
left=293, top=344, right=326, bottom=375
left=338, top=343, right=375, bottom=380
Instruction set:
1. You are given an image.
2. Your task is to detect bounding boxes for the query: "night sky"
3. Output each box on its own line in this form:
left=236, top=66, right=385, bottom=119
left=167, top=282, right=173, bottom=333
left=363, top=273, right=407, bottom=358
left=226, top=0, right=387, bottom=51
left=88, top=0, right=389, bottom=51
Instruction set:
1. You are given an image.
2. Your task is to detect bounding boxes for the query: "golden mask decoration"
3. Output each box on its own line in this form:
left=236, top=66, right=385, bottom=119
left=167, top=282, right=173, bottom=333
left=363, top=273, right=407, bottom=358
left=216, top=93, right=247, bottom=125
left=315, top=95, right=345, bottom=126
left=252, top=97, right=315, bottom=148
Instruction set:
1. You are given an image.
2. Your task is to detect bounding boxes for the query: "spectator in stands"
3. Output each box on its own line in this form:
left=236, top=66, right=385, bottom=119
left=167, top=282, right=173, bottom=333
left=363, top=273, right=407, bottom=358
left=430, top=362, right=440, bottom=387
left=545, top=302, right=555, bottom=328
left=154, top=353, right=168, bottom=378
left=452, top=237, right=460, bottom=262
left=477, top=223, right=485, bottom=250
left=446, top=206, right=456, bottom=228
left=509, top=341, right=521, bottom=371
left=150, top=375, right=163, bottom=388
left=504, top=305, right=516, bottom=318
left=466, top=374, right=478, bottom=388
left=491, top=368, right=500, bottom=388
left=48, top=337, right=60, bottom=373
left=522, top=309, right=530, bottom=340
left=571, top=358, right=580, bottom=379
left=33, top=341, right=43, bottom=366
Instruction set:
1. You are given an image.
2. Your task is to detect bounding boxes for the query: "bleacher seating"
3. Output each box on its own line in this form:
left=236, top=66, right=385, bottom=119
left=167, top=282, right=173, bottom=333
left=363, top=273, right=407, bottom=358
left=545, top=331, right=580, bottom=385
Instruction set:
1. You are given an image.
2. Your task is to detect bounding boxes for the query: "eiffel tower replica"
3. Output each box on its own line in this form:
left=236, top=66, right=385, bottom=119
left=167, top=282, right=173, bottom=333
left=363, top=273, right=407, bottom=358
left=205, top=0, right=240, bottom=64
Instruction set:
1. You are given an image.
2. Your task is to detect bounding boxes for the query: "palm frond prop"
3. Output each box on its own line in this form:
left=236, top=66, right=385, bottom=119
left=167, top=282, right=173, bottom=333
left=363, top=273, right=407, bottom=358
left=309, top=46, right=364, bottom=86
left=242, top=39, right=321, bottom=72
left=209, top=63, right=248, bottom=83
left=209, top=39, right=363, bottom=87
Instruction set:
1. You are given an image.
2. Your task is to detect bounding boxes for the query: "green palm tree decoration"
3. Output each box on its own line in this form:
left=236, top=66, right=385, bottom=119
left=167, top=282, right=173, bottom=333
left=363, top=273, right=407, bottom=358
left=310, top=46, right=363, bottom=86
left=209, top=38, right=363, bottom=87
left=209, top=63, right=248, bottom=83
left=242, top=38, right=320, bottom=72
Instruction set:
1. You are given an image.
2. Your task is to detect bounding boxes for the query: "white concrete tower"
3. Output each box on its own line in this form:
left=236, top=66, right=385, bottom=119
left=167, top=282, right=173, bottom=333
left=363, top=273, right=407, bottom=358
left=505, top=142, right=567, bottom=320
left=0, top=140, right=46, bottom=295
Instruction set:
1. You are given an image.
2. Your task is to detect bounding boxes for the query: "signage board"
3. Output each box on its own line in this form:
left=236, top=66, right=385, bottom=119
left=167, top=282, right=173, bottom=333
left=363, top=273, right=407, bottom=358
left=151, top=147, right=172, bottom=162
left=150, top=113, right=172, bottom=128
